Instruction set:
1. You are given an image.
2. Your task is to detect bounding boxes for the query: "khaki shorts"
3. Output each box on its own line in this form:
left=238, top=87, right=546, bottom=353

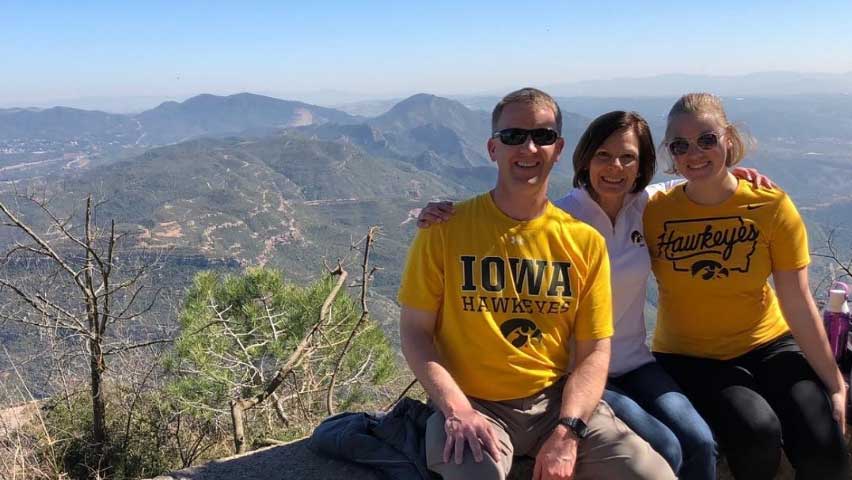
left=425, top=377, right=676, bottom=480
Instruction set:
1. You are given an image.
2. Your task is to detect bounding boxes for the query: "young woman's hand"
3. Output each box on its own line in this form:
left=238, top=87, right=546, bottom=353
left=417, top=201, right=455, bottom=228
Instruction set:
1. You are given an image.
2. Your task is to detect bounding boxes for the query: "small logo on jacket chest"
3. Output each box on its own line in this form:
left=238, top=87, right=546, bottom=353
left=631, top=230, right=645, bottom=246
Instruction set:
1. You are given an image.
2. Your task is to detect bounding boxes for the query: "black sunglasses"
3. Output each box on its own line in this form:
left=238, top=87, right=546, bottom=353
left=492, top=128, right=560, bottom=146
left=667, top=132, right=722, bottom=156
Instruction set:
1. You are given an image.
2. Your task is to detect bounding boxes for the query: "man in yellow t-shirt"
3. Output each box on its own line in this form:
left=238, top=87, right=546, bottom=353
left=398, top=88, right=673, bottom=480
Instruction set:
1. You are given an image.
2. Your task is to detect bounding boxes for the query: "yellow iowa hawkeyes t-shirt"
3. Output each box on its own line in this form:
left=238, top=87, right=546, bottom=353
left=644, top=179, right=810, bottom=360
left=398, top=192, right=613, bottom=401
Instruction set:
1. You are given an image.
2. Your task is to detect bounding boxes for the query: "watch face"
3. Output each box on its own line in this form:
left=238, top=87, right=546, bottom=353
left=559, top=417, right=588, bottom=438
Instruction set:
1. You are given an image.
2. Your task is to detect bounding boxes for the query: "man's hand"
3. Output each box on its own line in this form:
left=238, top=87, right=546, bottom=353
left=443, top=408, right=502, bottom=464
left=533, top=425, right=579, bottom=480
left=400, top=307, right=501, bottom=464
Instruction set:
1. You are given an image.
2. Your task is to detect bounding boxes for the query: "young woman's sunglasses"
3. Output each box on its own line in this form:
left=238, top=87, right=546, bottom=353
left=667, top=132, right=722, bottom=156
left=492, top=128, right=560, bottom=146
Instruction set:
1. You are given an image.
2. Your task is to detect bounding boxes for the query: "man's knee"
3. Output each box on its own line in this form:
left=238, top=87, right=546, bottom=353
left=425, top=411, right=507, bottom=480
left=575, top=432, right=677, bottom=480
left=576, top=402, right=676, bottom=480
left=428, top=455, right=505, bottom=480
left=623, top=443, right=679, bottom=480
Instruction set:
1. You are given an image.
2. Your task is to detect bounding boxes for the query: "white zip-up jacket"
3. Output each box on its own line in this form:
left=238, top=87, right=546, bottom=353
left=554, top=183, right=673, bottom=377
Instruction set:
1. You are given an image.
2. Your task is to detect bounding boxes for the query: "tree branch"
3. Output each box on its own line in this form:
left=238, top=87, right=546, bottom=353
left=326, top=227, right=378, bottom=416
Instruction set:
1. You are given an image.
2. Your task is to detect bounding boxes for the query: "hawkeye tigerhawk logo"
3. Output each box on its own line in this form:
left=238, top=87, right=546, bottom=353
left=655, top=216, right=760, bottom=280
left=500, top=318, right=543, bottom=348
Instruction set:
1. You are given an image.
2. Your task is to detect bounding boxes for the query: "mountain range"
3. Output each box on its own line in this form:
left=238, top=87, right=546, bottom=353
left=0, top=92, right=510, bottom=304
left=1, top=89, right=851, bottom=328
left=0, top=93, right=361, bottom=146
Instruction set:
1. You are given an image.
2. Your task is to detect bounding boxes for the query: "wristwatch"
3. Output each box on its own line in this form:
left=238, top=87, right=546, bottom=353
left=557, top=417, right=589, bottom=439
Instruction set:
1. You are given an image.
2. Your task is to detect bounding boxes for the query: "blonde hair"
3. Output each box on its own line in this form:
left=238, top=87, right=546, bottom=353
left=663, top=93, right=755, bottom=174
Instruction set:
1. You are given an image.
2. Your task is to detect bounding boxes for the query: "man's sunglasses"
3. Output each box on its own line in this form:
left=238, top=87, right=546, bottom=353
left=492, top=128, right=560, bottom=146
left=666, top=132, right=723, bottom=156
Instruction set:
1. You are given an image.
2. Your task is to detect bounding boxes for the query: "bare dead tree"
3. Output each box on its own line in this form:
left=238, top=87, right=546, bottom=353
left=810, top=228, right=852, bottom=304
left=812, top=228, right=852, bottom=281
left=325, top=226, right=380, bottom=416
left=0, top=193, right=168, bottom=460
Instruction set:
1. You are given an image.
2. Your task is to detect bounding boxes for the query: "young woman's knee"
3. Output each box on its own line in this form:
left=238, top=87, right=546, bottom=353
left=720, top=386, right=782, bottom=448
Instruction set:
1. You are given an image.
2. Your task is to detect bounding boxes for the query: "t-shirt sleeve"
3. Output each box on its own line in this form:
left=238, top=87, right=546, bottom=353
left=397, top=227, right=445, bottom=312
left=573, top=233, right=614, bottom=341
left=770, top=193, right=810, bottom=271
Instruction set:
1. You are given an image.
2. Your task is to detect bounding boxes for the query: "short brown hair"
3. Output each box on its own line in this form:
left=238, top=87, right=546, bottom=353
left=572, top=111, right=656, bottom=194
left=492, top=87, right=562, bottom=134
left=663, top=93, right=754, bottom=174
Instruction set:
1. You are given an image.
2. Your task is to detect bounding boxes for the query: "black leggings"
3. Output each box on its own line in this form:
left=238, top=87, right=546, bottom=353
left=655, top=335, right=848, bottom=480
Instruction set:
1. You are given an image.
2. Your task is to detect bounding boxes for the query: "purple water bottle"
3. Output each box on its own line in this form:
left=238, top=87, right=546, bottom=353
left=824, top=283, right=850, bottom=363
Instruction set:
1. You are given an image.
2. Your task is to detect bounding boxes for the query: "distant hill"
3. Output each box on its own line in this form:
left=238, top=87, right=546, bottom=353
left=0, top=106, right=139, bottom=142
left=332, top=98, right=401, bottom=117
left=371, top=93, right=489, bottom=137
left=0, top=93, right=360, bottom=147
left=0, top=95, right=185, bottom=114
left=135, top=93, right=360, bottom=144
left=367, top=93, right=492, bottom=168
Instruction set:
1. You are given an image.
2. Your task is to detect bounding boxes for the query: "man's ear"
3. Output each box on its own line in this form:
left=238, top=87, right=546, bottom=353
left=487, top=138, right=497, bottom=162
left=553, top=137, right=565, bottom=162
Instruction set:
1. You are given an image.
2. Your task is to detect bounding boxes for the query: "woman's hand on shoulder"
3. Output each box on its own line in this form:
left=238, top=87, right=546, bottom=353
left=731, top=166, right=777, bottom=189
left=417, top=201, right=455, bottom=228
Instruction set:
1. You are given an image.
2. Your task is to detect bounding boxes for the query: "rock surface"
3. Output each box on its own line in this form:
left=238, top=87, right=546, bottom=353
left=151, top=438, right=535, bottom=480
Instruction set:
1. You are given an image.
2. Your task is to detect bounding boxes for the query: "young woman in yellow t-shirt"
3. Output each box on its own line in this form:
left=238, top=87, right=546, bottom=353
left=644, top=93, right=848, bottom=480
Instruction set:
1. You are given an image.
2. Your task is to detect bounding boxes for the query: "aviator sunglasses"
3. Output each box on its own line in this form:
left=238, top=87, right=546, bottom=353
left=666, top=131, right=723, bottom=156
left=492, top=128, right=560, bottom=146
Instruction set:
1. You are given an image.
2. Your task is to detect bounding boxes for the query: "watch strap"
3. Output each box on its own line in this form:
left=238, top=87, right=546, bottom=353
left=557, top=416, right=588, bottom=439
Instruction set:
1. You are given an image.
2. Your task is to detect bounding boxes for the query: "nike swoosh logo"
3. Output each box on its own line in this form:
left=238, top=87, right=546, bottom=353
left=746, top=204, right=766, bottom=210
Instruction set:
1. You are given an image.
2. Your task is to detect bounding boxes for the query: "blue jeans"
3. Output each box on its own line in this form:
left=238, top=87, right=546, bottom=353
left=604, top=361, right=716, bottom=480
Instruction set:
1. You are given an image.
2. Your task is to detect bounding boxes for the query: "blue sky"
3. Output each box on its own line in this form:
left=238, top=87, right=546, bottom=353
left=2, top=0, right=851, bottom=105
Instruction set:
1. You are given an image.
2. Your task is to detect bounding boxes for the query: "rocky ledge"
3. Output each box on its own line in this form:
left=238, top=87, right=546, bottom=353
left=150, top=437, right=535, bottom=480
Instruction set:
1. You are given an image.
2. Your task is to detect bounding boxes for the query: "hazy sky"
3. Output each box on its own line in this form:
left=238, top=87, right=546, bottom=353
left=3, top=0, right=852, bottom=105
